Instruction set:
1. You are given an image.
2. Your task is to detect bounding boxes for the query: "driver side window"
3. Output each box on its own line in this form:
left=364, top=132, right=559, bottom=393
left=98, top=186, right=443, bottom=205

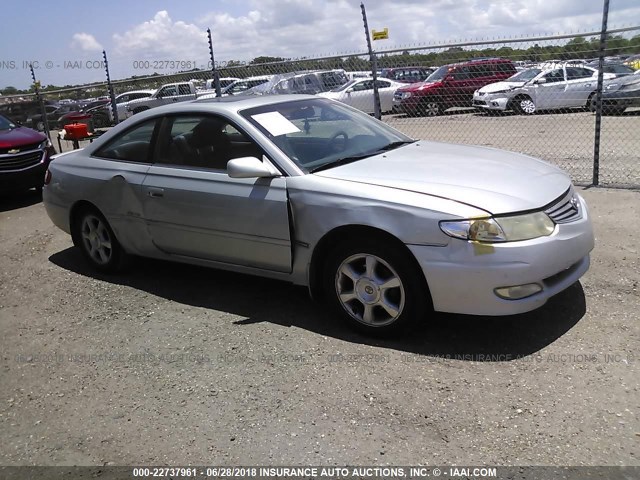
left=155, top=115, right=265, bottom=171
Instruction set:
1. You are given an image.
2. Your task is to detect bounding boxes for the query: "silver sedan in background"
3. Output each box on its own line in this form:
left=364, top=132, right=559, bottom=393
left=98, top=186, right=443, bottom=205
left=43, top=95, right=594, bottom=334
left=318, top=78, right=404, bottom=114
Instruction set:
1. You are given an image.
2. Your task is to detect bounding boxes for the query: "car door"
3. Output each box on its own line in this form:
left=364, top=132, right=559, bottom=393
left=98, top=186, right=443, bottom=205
left=564, top=67, right=596, bottom=108
left=445, top=67, right=474, bottom=106
left=155, top=85, right=178, bottom=106
left=346, top=80, right=375, bottom=113
left=533, top=68, right=567, bottom=110
left=89, top=118, right=159, bottom=252
left=140, top=114, right=292, bottom=273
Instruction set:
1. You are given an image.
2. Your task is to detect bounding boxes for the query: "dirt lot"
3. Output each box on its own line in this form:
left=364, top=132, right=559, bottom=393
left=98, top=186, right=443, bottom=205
left=0, top=186, right=638, bottom=467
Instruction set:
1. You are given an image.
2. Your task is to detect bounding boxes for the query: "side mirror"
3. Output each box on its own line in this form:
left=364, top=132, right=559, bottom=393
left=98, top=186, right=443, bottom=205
left=346, top=87, right=354, bottom=93
left=227, top=156, right=276, bottom=179
left=534, top=78, right=547, bottom=85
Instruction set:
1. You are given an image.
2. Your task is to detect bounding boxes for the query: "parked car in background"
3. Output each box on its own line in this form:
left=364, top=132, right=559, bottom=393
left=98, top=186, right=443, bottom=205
left=0, top=113, right=56, bottom=192
left=205, top=77, right=240, bottom=90
left=624, top=54, right=640, bottom=70
left=114, top=90, right=156, bottom=121
left=42, top=95, right=594, bottom=334
left=26, top=102, right=84, bottom=130
left=478, top=64, right=615, bottom=115
left=393, top=58, right=517, bottom=116
left=473, top=67, right=542, bottom=112
left=218, top=76, right=274, bottom=96
left=380, top=67, right=435, bottom=84
left=318, top=77, right=404, bottom=113
left=126, top=81, right=201, bottom=115
left=597, top=73, right=640, bottom=115
left=58, top=99, right=110, bottom=129
left=585, top=62, right=635, bottom=78
left=247, top=71, right=349, bottom=96
left=0, top=100, right=57, bottom=126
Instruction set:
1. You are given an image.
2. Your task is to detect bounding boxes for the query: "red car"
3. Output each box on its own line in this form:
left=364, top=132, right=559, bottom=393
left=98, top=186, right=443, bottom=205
left=0, top=114, right=56, bottom=193
left=392, top=58, right=517, bottom=116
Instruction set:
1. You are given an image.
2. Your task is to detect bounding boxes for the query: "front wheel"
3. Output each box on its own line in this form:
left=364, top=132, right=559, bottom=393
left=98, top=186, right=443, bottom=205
left=417, top=100, right=441, bottom=117
left=71, top=207, right=128, bottom=272
left=323, top=238, right=429, bottom=334
left=513, top=96, right=536, bottom=115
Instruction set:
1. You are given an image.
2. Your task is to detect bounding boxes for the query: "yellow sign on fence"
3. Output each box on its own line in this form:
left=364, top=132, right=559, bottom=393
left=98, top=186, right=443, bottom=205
left=372, top=28, right=389, bottom=40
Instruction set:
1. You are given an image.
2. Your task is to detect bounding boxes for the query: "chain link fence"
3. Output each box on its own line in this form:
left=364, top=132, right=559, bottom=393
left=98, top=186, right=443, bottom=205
left=1, top=25, right=639, bottom=187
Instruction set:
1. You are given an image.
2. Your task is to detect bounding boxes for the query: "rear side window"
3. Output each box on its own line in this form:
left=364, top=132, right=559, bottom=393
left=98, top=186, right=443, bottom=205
left=94, top=119, right=158, bottom=163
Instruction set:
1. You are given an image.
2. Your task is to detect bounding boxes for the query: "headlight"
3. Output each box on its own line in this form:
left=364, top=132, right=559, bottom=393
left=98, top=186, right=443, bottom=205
left=397, top=92, right=412, bottom=99
left=39, top=139, right=52, bottom=149
left=440, top=211, right=555, bottom=243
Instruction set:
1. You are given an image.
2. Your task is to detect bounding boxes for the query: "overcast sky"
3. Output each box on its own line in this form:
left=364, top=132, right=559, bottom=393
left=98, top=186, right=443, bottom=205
left=1, top=0, right=639, bottom=89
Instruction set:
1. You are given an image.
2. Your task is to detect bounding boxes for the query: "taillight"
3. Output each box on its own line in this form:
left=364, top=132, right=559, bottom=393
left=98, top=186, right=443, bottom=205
left=44, top=169, right=52, bottom=185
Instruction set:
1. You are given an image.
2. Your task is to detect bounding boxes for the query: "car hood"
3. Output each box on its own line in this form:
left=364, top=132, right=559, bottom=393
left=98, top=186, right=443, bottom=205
left=0, top=126, right=46, bottom=149
left=479, top=81, right=526, bottom=93
left=314, top=141, right=570, bottom=215
left=398, top=81, right=442, bottom=92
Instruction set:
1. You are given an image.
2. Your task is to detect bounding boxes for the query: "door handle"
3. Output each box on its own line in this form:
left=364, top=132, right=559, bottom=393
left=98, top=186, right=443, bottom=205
left=147, top=187, right=164, bottom=198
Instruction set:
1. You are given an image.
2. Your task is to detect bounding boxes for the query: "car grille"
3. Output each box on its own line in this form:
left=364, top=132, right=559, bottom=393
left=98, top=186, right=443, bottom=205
left=545, top=188, right=582, bottom=224
left=473, top=100, right=487, bottom=106
left=0, top=142, right=41, bottom=155
left=0, top=150, right=44, bottom=172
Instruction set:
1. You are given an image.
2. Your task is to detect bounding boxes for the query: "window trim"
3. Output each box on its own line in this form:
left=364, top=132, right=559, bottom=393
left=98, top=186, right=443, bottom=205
left=152, top=112, right=275, bottom=174
left=92, top=117, right=161, bottom=164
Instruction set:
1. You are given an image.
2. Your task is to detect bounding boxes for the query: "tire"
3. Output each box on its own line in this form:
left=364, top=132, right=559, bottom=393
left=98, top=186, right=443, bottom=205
left=323, top=237, right=429, bottom=334
left=132, top=106, right=149, bottom=115
left=71, top=207, right=128, bottom=273
left=417, top=100, right=441, bottom=117
left=586, top=92, right=596, bottom=112
left=36, top=121, right=45, bottom=131
left=513, top=95, right=536, bottom=115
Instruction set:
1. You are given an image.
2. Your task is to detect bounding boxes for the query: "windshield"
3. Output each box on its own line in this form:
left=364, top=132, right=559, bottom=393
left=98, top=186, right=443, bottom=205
left=425, top=65, right=450, bottom=82
left=0, top=114, right=17, bottom=130
left=509, top=68, right=542, bottom=81
left=241, top=98, right=413, bottom=173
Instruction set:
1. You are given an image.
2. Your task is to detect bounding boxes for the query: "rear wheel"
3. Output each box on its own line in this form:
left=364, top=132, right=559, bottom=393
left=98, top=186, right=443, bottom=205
left=323, top=238, right=429, bottom=334
left=513, top=95, right=536, bottom=115
left=71, top=207, right=128, bottom=272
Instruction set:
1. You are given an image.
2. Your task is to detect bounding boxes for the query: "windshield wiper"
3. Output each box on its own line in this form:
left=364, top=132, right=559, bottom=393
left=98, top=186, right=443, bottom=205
left=309, top=141, right=415, bottom=173
left=310, top=153, right=373, bottom=173
left=310, top=141, right=416, bottom=173
left=376, top=140, right=416, bottom=152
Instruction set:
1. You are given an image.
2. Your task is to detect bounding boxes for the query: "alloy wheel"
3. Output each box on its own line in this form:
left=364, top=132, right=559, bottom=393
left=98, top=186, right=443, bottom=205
left=80, top=214, right=113, bottom=265
left=335, top=253, right=405, bottom=327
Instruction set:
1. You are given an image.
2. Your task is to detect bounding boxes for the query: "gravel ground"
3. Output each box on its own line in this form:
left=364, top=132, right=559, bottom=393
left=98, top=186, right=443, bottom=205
left=0, top=186, right=638, bottom=467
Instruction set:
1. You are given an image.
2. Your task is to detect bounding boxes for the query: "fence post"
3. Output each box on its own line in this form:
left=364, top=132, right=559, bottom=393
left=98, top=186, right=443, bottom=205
left=207, top=28, right=222, bottom=97
left=360, top=2, right=382, bottom=120
left=592, top=0, right=610, bottom=186
left=103, top=50, right=119, bottom=125
left=29, top=64, right=50, bottom=139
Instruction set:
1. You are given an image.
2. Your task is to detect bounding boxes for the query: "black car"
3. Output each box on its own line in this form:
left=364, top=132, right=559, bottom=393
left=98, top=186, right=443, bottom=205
left=0, top=100, right=57, bottom=126
left=25, top=103, right=83, bottom=131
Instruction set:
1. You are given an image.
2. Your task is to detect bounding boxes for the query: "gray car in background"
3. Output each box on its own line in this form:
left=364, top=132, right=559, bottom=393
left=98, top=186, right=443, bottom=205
left=43, top=95, right=594, bottom=334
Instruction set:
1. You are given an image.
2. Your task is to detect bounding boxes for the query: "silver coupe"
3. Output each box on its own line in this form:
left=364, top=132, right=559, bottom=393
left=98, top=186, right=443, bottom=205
left=43, top=95, right=594, bottom=333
